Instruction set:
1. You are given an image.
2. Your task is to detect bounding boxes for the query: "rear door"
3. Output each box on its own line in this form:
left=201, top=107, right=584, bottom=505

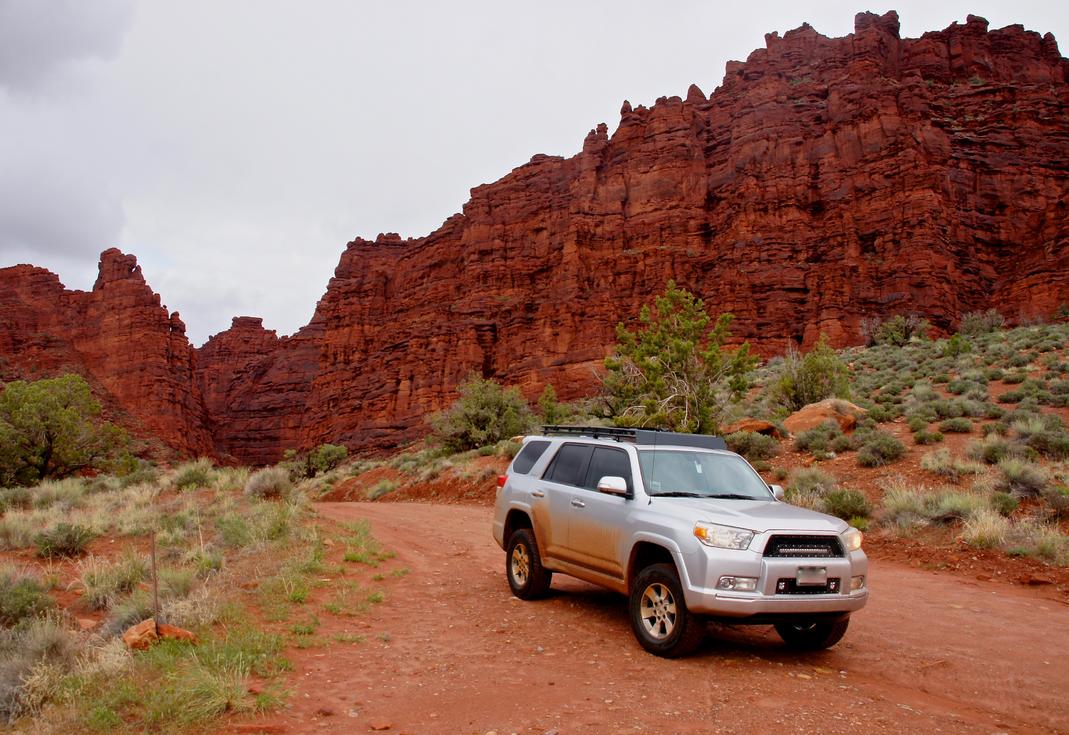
left=538, top=443, right=593, bottom=564
left=567, top=446, right=635, bottom=579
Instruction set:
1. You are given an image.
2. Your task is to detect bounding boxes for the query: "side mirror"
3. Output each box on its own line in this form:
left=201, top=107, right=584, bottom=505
left=597, top=476, right=629, bottom=497
left=769, top=484, right=785, bottom=501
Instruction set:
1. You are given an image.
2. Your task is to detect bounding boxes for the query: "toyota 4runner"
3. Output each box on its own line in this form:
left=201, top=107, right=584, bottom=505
left=492, top=426, right=869, bottom=657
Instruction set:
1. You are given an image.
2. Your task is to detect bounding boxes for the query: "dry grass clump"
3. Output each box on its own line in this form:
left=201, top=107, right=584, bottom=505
left=919, top=448, right=985, bottom=481
left=74, top=551, right=146, bottom=610
left=244, top=467, right=292, bottom=499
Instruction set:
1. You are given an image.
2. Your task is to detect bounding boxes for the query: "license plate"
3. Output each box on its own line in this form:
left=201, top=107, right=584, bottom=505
left=796, top=566, right=828, bottom=586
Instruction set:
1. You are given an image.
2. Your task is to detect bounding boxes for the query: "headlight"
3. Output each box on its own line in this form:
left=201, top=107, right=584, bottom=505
left=841, top=527, right=863, bottom=552
left=693, top=522, right=754, bottom=550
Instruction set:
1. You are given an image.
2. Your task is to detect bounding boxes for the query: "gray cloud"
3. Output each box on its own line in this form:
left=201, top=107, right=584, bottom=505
left=0, top=0, right=133, bottom=93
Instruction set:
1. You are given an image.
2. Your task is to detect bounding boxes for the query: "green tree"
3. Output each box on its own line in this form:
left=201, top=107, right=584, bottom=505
left=538, top=384, right=564, bottom=425
left=602, top=281, right=756, bottom=433
left=430, top=374, right=534, bottom=452
left=0, top=374, right=126, bottom=487
left=769, top=335, right=851, bottom=411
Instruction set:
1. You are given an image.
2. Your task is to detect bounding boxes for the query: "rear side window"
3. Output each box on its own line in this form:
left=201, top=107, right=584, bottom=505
left=583, top=447, right=633, bottom=493
left=512, top=440, right=550, bottom=475
left=543, top=444, right=593, bottom=487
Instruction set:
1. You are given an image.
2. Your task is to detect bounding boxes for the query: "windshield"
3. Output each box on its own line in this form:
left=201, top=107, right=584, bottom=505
left=638, top=450, right=773, bottom=500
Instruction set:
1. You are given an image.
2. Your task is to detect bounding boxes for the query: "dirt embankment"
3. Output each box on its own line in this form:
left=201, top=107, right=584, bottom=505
left=228, top=502, right=1069, bottom=735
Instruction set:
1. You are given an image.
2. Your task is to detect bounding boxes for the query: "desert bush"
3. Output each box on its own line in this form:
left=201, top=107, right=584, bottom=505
left=961, top=509, right=1010, bottom=549
left=310, top=444, right=348, bottom=474
left=913, top=430, right=944, bottom=445
left=0, top=567, right=54, bottom=627
left=942, top=334, right=972, bottom=358
left=244, top=467, right=291, bottom=499
left=857, top=431, right=906, bottom=467
left=75, top=552, right=146, bottom=610
left=767, top=335, right=850, bottom=411
left=101, top=591, right=155, bottom=638
left=990, top=491, right=1019, bottom=517
left=881, top=479, right=930, bottom=528
left=938, top=417, right=972, bottom=434
left=793, top=421, right=843, bottom=453
left=1002, top=371, right=1027, bottom=385
left=725, top=431, right=780, bottom=461
left=367, top=479, right=399, bottom=501
left=958, top=309, right=1005, bottom=336
left=919, top=448, right=984, bottom=481
left=174, top=459, right=215, bottom=491
left=822, top=489, right=871, bottom=520
left=34, top=523, right=94, bottom=558
left=0, top=374, right=127, bottom=487
left=601, top=282, right=755, bottom=433
left=430, top=374, right=534, bottom=452
left=0, top=487, right=32, bottom=513
left=786, top=468, right=837, bottom=509
left=966, top=436, right=1023, bottom=465
left=1040, top=484, right=1069, bottom=520
left=538, top=384, right=566, bottom=425
left=0, top=616, right=77, bottom=719
left=995, top=458, right=1049, bottom=496
left=906, top=415, right=929, bottom=433
left=864, top=314, right=930, bottom=346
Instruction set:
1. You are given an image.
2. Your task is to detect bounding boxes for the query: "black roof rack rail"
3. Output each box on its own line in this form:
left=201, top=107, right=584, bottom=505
left=541, top=425, right=727, bottom=451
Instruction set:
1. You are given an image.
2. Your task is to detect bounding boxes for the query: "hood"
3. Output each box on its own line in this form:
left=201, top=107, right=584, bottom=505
left=646, top=497, right=848, bottom=534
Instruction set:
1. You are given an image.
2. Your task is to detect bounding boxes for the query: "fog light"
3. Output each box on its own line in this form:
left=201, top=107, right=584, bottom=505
left=716, top=576, right=758, bottom=592
left=850, top=575, right=866, bottom=591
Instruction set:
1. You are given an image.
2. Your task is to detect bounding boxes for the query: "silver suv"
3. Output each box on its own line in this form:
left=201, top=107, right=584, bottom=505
left=492, top=426, right=868, bottom=657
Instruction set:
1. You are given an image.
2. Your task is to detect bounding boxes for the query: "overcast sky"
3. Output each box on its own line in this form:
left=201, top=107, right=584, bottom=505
left=2, top=1, right=1066, bottom=345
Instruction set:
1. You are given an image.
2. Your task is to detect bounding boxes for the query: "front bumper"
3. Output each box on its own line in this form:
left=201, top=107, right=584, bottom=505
left=679, top=544, right=869, bottom=618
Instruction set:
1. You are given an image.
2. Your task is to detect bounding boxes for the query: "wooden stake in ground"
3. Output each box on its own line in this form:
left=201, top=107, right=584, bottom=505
left=150, top=531, right=160, bottom=637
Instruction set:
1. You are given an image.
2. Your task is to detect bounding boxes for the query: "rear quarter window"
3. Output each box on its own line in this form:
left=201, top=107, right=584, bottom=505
left=511, top=440, right=550, bottom=474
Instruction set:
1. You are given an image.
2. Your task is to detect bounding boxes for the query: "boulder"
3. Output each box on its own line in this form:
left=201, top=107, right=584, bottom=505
left=721, top=419, right=784, bottom=438
left=783, top=399, right=868, bottom=435
left=122, top=618, right=198, bottom=650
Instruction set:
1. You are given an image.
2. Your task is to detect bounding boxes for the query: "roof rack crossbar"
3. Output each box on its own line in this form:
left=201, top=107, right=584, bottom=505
left=541, top=425, right=727, bottom=451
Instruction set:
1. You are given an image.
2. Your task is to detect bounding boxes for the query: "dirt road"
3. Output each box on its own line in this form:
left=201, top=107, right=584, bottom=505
left=233, top=502, right=1069, bottom=735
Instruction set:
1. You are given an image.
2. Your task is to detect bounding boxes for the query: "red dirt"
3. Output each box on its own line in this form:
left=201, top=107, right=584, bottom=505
left=225, top=502, right=1069, bottom=735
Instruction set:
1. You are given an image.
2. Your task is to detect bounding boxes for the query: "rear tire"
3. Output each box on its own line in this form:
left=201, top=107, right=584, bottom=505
left=506, top=528, right=552, bottom=599
left=628, top=563, right=705, bottom=658
left=774, top=616, right=850, bottom=650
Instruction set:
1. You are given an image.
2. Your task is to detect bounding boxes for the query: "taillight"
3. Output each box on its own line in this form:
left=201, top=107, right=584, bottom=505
left=497, top=474, right=507, bottom=488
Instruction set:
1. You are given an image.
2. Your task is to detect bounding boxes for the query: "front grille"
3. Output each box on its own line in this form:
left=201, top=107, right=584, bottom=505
left=775, top=577, right=841, bottom=595
left=763, top=534, right=843, bottom=558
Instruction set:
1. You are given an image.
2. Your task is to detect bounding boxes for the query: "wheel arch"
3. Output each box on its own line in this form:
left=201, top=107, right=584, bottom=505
left=504, top=508, right=533, bottom=543
left=627, top=539, right=680, bottom=592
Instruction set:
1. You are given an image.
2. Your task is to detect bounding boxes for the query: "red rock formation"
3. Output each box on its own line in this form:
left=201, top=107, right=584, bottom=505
left=3, top=13, right=1068, bottom=462
left=0, top=250, right=213, bottom=456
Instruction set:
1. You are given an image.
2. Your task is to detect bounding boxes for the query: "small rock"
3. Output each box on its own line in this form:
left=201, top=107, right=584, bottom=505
left=369, top=721, right=392, bottom=731
left=315, top=707, right=335, bottom=717
left=1026, top=575, right=1054, bottom=586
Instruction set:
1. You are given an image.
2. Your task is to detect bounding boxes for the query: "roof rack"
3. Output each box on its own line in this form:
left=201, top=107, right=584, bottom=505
left=542, top=425, right=727, bottom=451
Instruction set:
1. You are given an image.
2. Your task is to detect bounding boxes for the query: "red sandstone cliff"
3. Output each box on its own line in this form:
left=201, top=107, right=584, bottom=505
left=3, top=12, right=1068, bottom=462
left=0, top=250, right=213, bottom=456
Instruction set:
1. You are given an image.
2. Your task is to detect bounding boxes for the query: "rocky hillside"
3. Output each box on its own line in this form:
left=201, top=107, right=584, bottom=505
left=2, top=11, right=1068, bottom=462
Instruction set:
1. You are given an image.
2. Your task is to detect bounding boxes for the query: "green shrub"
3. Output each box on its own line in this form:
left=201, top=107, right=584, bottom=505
left=0, top=374, right=127, bottom=487
left=786, top=468, right=837, bottom=509
left=174, top=459, right=215, bottom=491
left=244, top=467, right=292, bottom=499
left=1002, top=371, right=1027, bottom=384
left=310, top=444, right=348, bottom=474
left=430, top=374, right=534, bottom=452
left=725, top=431, right=780, bottom=461
left=913, top=430, right=944, bottom=445
left=958, top=309, right=1004, bottom=335
left=995, top=458, right=1049, bottom=496
left=857, top=431, right=906, bottom=467
left=1040, top=485, right=1069, bottom=519
left=906, top=416, right=928, bottom=433
left=864, top=314, right=930, bottom=346
left=367, top=479, right=399, bottom=501
left=938, top=417, right=972, bottom=433
left=33, top=523, right=94, bottom=558
left=0, top=567, right=54, bottom=627
left=990, top=491, right=1019, bottom=516
left=822, top=489, right=871, bottom=520
left=767, top=335, right=850, bottom=411
left=793, top=421, right=843, bottom=453
left=967, top=436, right=1023, bottom=464
left=942, top=334, right=972, bottom=358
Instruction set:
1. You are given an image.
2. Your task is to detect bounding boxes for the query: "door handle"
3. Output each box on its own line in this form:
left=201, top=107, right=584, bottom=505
left=571, top=498, right=586, bottom=508
left=531, top=489, right=545, bottom=498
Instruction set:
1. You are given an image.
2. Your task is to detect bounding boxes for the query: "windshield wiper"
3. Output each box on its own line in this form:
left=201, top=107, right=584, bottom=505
left=650, top=491, right=704, bottom=498
left=706, top=493, right=761, bottom=500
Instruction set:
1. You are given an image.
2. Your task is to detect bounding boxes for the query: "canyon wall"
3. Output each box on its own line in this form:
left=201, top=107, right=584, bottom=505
left=2, top=12, right=1068, bottom=462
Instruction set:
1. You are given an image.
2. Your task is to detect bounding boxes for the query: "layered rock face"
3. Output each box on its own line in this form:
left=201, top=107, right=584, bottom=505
left=0, top=250, right=213, bottom=456
left=3, top=12, right=1068, bottom=462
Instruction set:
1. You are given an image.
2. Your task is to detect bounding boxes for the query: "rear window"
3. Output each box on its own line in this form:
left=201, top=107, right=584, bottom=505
left=512, top=440, right=550, bottom=475
left=543, top=443, right=593, bottom=487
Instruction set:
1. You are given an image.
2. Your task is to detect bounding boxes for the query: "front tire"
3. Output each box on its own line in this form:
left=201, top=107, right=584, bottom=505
left=506, top=528, right=552, bottom=599
left=628, top=563, right=705, bottom=658
left=774, top=616, right=850, bottom=650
